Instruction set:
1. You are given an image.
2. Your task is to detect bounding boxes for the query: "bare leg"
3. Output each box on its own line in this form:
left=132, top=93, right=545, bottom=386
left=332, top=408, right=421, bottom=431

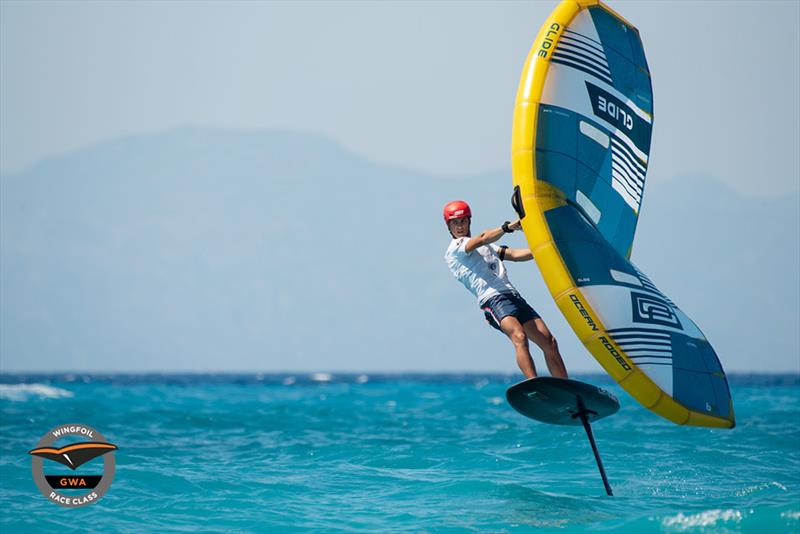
left=522, top=318, right=568, bottom=378
left=499, top=315, right=537, bottom=379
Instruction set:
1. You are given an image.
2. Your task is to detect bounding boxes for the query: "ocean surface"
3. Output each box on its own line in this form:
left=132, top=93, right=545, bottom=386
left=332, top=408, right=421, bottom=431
left=0, top=373, right=798, bottom=533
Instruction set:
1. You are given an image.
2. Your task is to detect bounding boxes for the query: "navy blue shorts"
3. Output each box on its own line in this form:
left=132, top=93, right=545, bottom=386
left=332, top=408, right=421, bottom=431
left=481, top=292, right=540, bottom=332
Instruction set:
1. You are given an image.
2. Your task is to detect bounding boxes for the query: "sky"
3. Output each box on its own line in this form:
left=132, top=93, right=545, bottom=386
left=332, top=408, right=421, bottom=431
left=0, top=1, right=798, bottom=374
left=2, top=0, right=799, bottom=197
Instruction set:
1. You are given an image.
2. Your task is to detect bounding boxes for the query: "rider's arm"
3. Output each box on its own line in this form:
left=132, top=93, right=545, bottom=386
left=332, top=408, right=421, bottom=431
left=501, top=248, right=533, bottom=262
left=464, top=219, right=521, bottom=253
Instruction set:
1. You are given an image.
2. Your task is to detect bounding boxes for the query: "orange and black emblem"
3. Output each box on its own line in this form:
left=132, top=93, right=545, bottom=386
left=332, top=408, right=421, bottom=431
left=29, top=442, right=117, bottom=470
left=29, top=424, right=118, bottom=507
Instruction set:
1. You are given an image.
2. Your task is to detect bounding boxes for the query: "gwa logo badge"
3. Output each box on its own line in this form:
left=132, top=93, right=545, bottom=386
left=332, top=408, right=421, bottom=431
left=631, top=292, right=682, bottom=329
left=28, top=423, right=117, bottom=508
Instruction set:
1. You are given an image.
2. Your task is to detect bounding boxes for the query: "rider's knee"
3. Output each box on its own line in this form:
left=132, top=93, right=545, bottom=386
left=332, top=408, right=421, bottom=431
left=510, top=330, right=527, bottom=347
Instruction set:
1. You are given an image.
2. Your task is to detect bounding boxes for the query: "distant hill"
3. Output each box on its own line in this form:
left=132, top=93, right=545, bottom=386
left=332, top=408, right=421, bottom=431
left=1, top=128, right=797, bottom=373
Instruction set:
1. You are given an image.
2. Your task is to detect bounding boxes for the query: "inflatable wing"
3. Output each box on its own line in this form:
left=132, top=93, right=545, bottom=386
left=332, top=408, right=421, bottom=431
left=511, top=0, right=734, bottom=428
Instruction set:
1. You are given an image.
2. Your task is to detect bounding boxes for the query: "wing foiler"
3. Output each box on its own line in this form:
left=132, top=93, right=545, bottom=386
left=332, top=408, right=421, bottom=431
left=510, top=0, right=735, bottom=428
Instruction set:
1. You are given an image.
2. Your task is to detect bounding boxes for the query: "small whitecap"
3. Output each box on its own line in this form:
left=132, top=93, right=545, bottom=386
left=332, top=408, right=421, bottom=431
left=282, top=376, right=296, bottom=385
left=781, top=510, right=800, bottom=520
left=255, top=373, right=264, bottom=381
left=529, top=519, right=568, bottom=528
left=356, top=374, right=369, bottom=384
left=661, top=509, right=742, bottom=529
left=311, top=373, right=332, bottom=382
left=735, top=481, right=788, bottom=496
left=488, top=396, right=503, bottom=405
left=0, top=384, right=74, bottom=402
left=386, top=400, right=397, bottom=407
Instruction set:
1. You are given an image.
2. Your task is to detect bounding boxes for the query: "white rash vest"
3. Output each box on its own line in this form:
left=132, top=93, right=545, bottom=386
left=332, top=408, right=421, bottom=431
left=445, top=237, right=518, bottom=304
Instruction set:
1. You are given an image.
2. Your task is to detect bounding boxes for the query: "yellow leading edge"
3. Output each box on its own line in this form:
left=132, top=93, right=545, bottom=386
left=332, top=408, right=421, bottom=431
left=511, top=0, right=735, bottom=428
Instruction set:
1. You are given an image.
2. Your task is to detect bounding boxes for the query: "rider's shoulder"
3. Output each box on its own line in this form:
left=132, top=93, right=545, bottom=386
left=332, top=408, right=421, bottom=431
left=446, top=237, right=469, bottom=255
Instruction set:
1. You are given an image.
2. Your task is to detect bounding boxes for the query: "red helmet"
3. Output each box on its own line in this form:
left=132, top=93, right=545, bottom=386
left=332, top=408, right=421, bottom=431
left=443, top=200, right=471, bottom=221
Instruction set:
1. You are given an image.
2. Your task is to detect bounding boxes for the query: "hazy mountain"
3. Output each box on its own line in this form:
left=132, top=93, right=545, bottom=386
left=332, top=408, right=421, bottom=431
left=1, top=128, right=797, bottom=372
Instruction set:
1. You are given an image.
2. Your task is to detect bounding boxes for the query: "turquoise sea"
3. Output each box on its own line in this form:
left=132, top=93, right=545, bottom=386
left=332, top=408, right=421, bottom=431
left=0, top=373, right=798, bottom=533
